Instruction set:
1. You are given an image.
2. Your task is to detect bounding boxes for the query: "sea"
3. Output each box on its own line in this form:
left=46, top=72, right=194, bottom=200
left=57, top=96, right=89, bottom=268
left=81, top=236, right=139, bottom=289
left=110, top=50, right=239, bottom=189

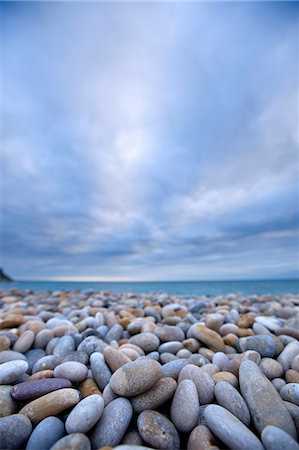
left=2, top=279, right=299, bottom=296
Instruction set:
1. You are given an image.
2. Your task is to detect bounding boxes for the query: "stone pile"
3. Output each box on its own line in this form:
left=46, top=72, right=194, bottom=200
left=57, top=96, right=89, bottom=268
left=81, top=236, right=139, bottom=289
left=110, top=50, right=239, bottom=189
left=0, top=288, right=298, bottom=450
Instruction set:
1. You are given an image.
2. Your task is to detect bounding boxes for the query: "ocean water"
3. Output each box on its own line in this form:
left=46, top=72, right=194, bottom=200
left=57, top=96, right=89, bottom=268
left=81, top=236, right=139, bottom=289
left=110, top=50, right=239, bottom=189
left=1, top=279, right=299, bottom=296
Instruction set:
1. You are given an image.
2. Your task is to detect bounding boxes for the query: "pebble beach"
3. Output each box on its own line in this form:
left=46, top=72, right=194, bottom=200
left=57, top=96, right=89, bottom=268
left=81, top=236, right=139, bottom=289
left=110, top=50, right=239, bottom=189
left=0, top=288, right=299, bottom=450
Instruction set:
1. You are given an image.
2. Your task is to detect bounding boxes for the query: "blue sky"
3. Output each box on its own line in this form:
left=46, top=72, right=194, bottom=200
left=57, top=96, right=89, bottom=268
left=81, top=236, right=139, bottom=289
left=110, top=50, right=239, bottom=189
left=1, top=1, right=298, bottom=281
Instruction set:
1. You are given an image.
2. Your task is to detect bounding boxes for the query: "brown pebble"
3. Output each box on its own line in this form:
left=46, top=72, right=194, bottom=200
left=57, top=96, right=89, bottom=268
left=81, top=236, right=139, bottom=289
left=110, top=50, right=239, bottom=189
left=237, top=313, right=254, bottom=328
left=103, top=347, right=131, bottom=372
left=212, top=371, right=239, bottom=388
left=28, top=370, right=54, bottom=380
left=0, top=336, right=10, bottom=351
left=13, top=330, right=35, bottom=353
left=286, top=369, right=299, bottom=384
left=188, top=325, right=225, bottom=352
left=187, top=424, right=219, bottom=450
left=0, top=315, right=24, bottom=329
left=223, top=334, right=238, bottom=347
left=79, top=378, right=101, bottom=397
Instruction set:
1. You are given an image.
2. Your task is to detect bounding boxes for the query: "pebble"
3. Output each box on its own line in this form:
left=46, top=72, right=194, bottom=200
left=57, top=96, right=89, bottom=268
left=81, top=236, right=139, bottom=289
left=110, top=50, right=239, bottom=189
left=65, top=394, right=104, bottom=433
left=286, top=369, right=299, bottom=383
left=187, top=324, right=225, bottom=352
left=255, top=316, right=283, bottom=332
left=90, top=398, right=133, bottom=448
left=161, top=358, right=190, bottom=379
left=0, top=414, right=32, bottom=450
left=53, top=361, right=88, bottom=382
left=204, top=405, right=264, bottom=450
left=50, top=433, right=91, bottom=450
left=103, top=346, right=131, bottom=372
left=19, top=388, right=80, bottom=425
left=187, top=424, right=219, bottom=450
left=90, top=352, right=112, bottom=390
left=0, top=335, right=11, bottom=351
left=13, top=330, right=35, bottom=353
left=171, top=379, right=200, bottom=432
left=259, top=358, right=283, bottom=379
left=261, top=425, right=299, bottom=450
left=110, top=358, right=162, bottom=396
left=26, top=416, right=65, bottom=450
left=137, top=409, right=180, bottom=449
left=158, top=341, right=184, bottom=354
left=129, top=332, right=160, bottom=352
left=212, top=371, right=239, bottom=388
left=154, top=325, right=185, bottom=342
left=32, top=355, right=60, bottom=373
left=212, top=351, right=229, bottom=370
left=0, top=385, right=17, bottom=417
left=214, top=381, right=251, bottom=426
left=11, top=378, right=72, bottom=401
left=239, top=360, right=297, bottom=438
left=280, top=383, right=299, bottom=405
left=178, top=364, right=215, bottom=404
left=238, top=335, right=276, bottom=357
left=272, top=377, right=286, bottom=391
left=291, top=354, right=299, bottom=371
left=131, top=377, right=177, bottom=413
left=277, top=341, right=299, bottom=372
left=0, top=360, right=29, bottom=384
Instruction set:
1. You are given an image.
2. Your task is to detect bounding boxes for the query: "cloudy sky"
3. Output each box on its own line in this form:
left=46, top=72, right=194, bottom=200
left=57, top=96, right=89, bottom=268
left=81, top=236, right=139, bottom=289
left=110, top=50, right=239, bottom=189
left=1, top=1, right=298, bottom=281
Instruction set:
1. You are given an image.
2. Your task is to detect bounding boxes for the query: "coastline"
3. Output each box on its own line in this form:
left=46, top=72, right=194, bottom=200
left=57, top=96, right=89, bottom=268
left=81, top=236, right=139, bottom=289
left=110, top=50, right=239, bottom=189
left=0, top=289, right=298, bottom=449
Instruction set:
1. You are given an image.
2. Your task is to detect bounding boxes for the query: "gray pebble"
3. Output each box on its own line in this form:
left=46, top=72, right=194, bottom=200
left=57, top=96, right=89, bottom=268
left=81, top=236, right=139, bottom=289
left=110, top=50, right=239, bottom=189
left=137, top=409, right=180, bottom=449
left=259, top=358, right=283, bottom=379
left=0, top=350, right=27, bottom=364
left=0, top=360, right=29, bottom=384
left=215, top=381, right=251, bottom=426
left=277, top=341, right=299, bottom=372
left=129, top=333, right=160, bottom=353
left=161, top=359, right=190, bottom=379
left=238, top=335, right=276, bottom=358
left=26, top=416, right=65, bottom=450
left=65, top=394, right=104, bottom=433
left=90, top=398, right=133, bottom=448
left=178, top=364, right=215, bottom=404
left=280, top=383, right=299, bottom=406
left=171, top=379, right=200, bottom=432
left=54, top=361, right=88, bottom=383
left=0, top=385, right=17, bottom=417
left=0, top=414, right=32, bottom=450
left=50, top=433, right=91, bottom=450
left=261, top=425, right=299, bottom=450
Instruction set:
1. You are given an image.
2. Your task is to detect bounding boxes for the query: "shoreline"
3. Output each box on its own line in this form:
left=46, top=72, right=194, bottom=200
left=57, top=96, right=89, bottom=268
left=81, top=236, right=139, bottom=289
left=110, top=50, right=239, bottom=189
left=0, top=289, right=298, bottom=449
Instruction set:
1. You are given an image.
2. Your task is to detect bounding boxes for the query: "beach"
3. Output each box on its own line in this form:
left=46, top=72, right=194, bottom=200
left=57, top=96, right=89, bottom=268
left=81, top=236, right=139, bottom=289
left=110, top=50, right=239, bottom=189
left=0, top=288, right=298, bottom=449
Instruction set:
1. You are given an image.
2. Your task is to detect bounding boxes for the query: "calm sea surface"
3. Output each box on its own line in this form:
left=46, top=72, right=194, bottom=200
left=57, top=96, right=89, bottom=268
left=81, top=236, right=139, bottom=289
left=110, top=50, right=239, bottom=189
left=2, top=280, right=299, bottom=296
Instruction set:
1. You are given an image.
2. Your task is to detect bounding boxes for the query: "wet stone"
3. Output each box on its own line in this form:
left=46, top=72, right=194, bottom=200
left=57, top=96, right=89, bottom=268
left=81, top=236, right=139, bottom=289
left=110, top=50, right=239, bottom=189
left=137, top=409, right=180, bottom=449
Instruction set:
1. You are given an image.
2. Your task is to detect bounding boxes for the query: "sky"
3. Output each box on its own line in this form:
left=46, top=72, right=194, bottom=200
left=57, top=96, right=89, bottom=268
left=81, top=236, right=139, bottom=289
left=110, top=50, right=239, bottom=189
left=1, top=1, right=299, bottom=281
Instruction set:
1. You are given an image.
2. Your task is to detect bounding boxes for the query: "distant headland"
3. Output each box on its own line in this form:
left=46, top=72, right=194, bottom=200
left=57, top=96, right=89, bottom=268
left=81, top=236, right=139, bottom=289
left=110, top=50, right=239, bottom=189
left=0, top=268, right=13, bottom=282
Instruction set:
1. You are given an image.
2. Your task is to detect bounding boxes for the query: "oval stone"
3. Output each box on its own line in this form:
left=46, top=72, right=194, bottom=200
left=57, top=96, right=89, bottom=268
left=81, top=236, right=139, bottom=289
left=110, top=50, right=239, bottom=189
left=26, top=416, right=65, bottom=450
left=0, top=414, right=32, bottom=450
left=137, top=410, right=180, bottom=449
left=90, top=352, right=112, bottom=390
left=214, top=381, right=251, bottom=426
left=103, top=346, right=131, bottom=372
left=50, top=433, right=91, bottom=450
left=110, top=358, right=162, bottom=396
left=277, top=341, right=299, bottom=372
left=238, top=335, right=276, bottom=358
left=131, top=377, right=176, bottom=413
left=178, top=364, right=215, bottom=404
left=204, top=405, right=264, bottom=450
left=54, top=362, right=88, bottom=383
left=65, top=394, right=104, bottom=433
left=171, top=379, right=200, bottom=432
left=280, top=383, right=299, bottom=406
left=11, top=378, right=72, bottom=401
left=90, top=398, right=133, bottom=448
left=13, top=330, right=35, bottom=353
left=129, top=333, right=160, bottom=353
left=259, top=358, right=283, bottom=379
left=0, top=360, right=29, bottom=384
left=154, top=325, right=185, bottom=342
left=239, top=360, right=296, bottom=438
left=161, top=359, right=190, bottom=379
left=0, top=385, right=18, bottom=417
left=261, top=425, right=299, bottom=450
left=187, top=425, right=219, bottom=450
left=19, top=388, right=80, bottom=425
left=187, top=324, right=225, bottom=352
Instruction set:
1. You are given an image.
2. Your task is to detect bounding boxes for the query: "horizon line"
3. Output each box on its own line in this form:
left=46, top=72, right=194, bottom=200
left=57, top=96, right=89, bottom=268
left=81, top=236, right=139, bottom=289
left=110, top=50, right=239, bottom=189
left=9, top=277, right=299, bottom=283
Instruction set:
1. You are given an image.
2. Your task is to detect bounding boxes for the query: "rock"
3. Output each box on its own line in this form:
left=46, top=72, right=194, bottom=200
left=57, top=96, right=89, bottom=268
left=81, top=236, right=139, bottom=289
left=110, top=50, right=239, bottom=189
left=90, top=352, right=112, bottom=390
left=13, top=330, right=35, bottom=353
left=212, top=369, right=238, bottom=386
left=212, top=352, right=229, bottom=370
left=65, top=394, right=104, bottom=433
left=259, top=358, right=283, bottom=379
left=25, top=349, right=47, bottom=373
left=0, top=314, right=24, bottom=328
left=110, top=358, right=162, bottom=396
left=90, top=398, right=133, bottom=448
left=214, top=381, right=251, bottom=426
left=277, top=341, right=299, bottom=372
left=131, top=377, right=177, bottom=413
left=0, top=335, right=11, bottom=351
left=261, top=425, right=299, bottom=450
left=280, top=383, right=299, bottom=406
left=50, top=433, right=91, bottom=450
left=178, top=364, right=215, bottom=404
left=129, top=333, right=160, bottom=353
left=238, top=335, right=276, bottom=358
left=0, top=414, right=32, bottom=450
left=19, top=388, right=80, bottom=425
left=161, top=359, right=190, bottom=379
left=154, top=325, right=185, bottom=342
left=103, top=346, right=131, bottom=372
left=26, top=416, right=65, bottom=450
left=171, top=379, right=200, bottom=432
left=272, top=378, right=286, bottom=391
left=204, top=405, right=264, bottom=450
left=61, top=351, right=89, bottom=365
left=158, top=341, right=184, bottom=354
left=291, top=354, right=299, bottom=371
left=0, top=360, right=29, bottom=384
left=79, top=378, right=101, bottom=397
left=122, top=430, right=143, bottom=446
left=11, top=378, right=72, bottom=401
left=187, top=324, right=225, bottom=352
left=0, top=385, right=17, bottom=417
left=241, top=350, right=262, bottom=365
left=102, top=384, right=118, bottom=405
left=137, top=410, right=180, bottom=449
left=53, top=362, right=88, bottom=383
left=239, top=360, right=296, bottom=438
left=206, top=313, right=224, bottom=331
left=187, top=425, right=219, bottom=450
left=32, top=355, right=60, bottom=374
left=34, top=329, right=54, bottom=349
left=286, top=369, right=299, bottom=384
left=255, top=316, right=283, bottom=332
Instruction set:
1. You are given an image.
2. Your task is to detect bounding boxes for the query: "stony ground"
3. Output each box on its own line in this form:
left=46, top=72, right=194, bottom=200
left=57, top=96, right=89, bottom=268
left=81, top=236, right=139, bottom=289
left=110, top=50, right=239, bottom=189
left=0, top=288, right=299, bottom=450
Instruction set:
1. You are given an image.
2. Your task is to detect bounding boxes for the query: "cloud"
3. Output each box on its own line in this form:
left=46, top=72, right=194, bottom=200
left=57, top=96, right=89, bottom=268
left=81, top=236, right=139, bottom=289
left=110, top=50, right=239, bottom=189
left=1, top=1, right=298, bottom=280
